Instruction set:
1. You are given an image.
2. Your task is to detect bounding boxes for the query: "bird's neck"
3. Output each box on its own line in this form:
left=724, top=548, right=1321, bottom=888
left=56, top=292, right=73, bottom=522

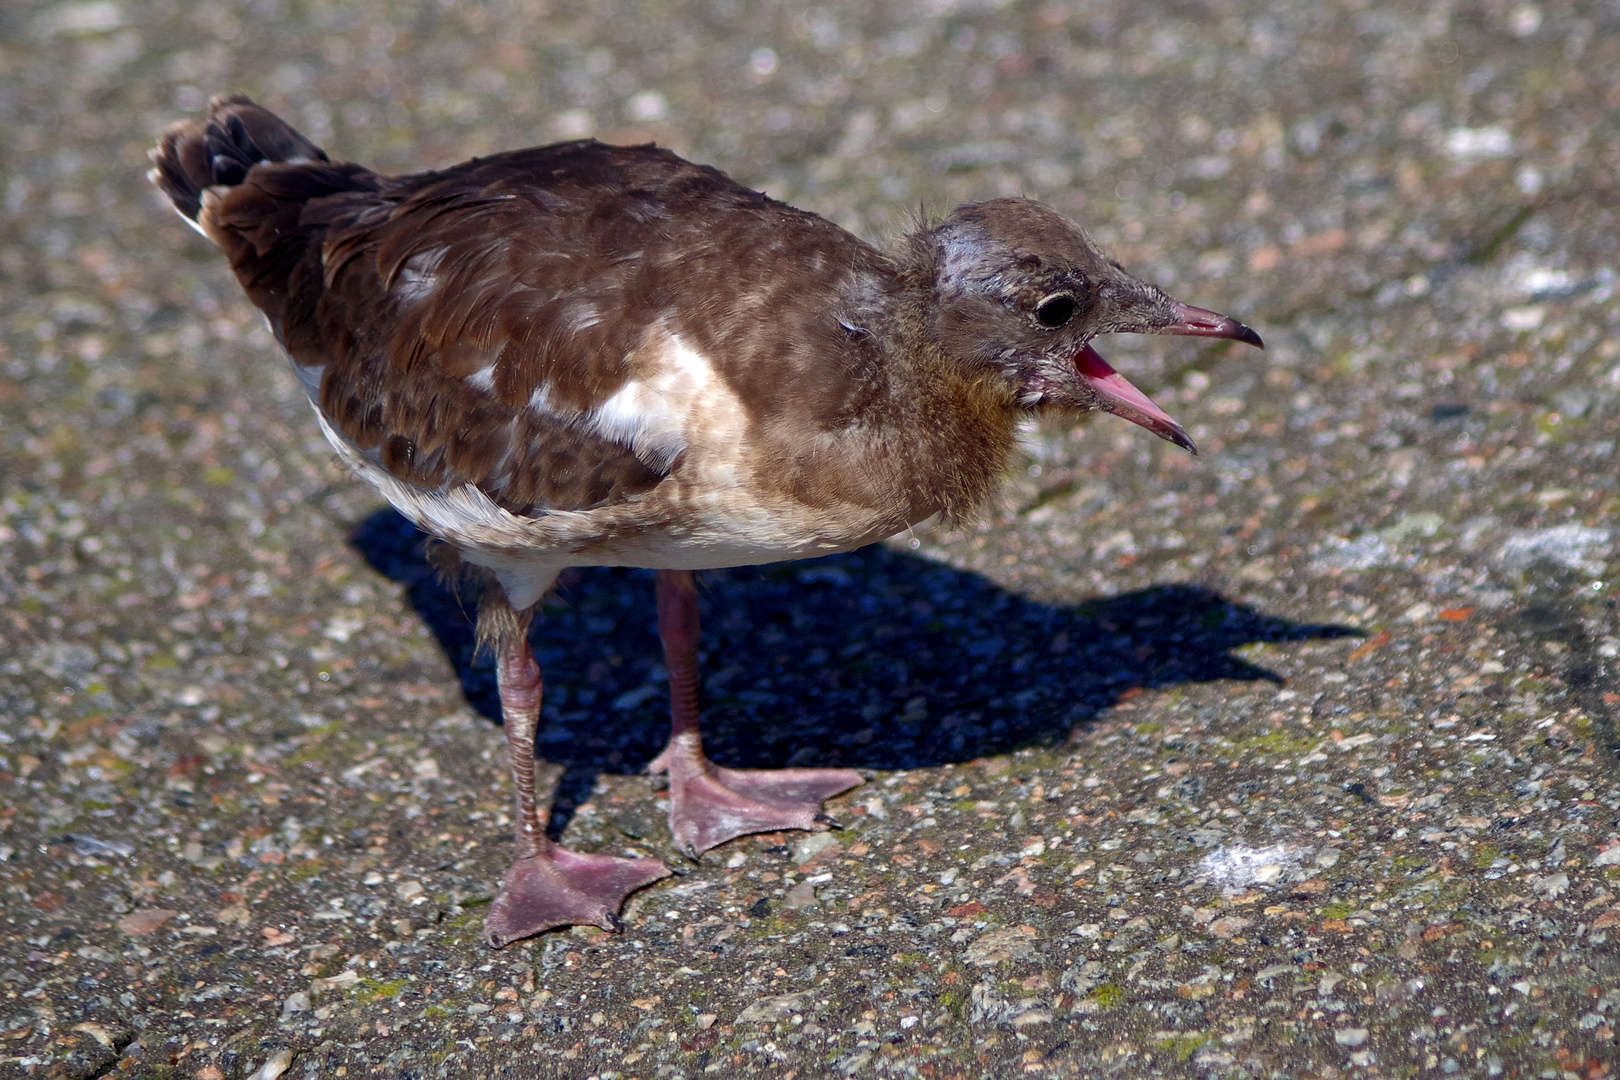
left=855, top=280, right=1023, bottom=528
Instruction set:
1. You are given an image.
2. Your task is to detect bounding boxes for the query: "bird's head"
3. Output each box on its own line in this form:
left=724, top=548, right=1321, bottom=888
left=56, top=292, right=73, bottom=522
left=917, top=198, right=1262, bottom=453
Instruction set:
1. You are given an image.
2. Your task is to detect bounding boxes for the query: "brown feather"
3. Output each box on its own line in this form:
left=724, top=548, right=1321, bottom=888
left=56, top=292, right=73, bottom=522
left=151, top=96, right=1240, bottom=598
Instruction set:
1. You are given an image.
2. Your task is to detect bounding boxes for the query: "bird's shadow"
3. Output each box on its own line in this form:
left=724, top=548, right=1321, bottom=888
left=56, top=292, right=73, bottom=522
left=351, top=508, right=1357, bottom=838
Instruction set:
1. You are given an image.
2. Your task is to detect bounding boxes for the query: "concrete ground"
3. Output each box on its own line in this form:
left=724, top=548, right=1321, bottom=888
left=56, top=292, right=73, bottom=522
left=2, top=0, right=1617, bottom=1077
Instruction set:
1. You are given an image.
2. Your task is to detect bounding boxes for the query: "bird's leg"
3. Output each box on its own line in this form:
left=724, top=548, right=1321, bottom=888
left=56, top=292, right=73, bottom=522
left=485, top=608, right=669, bottom=948
left=648, top=569, right=863, bottom=859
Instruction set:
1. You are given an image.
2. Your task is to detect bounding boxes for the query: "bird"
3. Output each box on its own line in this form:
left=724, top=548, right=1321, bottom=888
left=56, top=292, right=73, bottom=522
left=150, top=94, right=1262, bottom=949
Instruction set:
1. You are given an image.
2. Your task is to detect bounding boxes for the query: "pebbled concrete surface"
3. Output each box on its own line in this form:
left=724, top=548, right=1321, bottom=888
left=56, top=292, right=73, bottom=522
left=2, top=0, right=1618, bottom=1077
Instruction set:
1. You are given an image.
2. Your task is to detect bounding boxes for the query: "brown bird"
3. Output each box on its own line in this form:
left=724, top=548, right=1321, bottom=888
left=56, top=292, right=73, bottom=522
left=151, top=94, right=1261, bottom=948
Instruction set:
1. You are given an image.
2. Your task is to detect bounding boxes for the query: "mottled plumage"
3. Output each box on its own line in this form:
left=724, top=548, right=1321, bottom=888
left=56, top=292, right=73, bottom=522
left=152, top=95, right=1261, bottom=946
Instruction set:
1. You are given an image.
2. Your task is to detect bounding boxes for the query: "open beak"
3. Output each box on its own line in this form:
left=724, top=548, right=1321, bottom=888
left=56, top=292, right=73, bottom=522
left=1159, top=303, right=1265, bottom=349
left=1075, top=344, right=1197, bottom=454
left=1074, top=303, right=1262, bottom=455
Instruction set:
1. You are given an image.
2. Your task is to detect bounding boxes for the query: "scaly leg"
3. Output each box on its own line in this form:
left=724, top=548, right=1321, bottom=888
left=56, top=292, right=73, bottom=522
left=485, top=618, right=669, bottom=948
left=648, top=570, right=863, bottom=859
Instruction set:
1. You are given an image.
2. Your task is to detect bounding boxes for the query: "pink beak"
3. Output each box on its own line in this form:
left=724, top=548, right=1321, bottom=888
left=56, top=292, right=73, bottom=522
left=1075, top=344, right=1197, bottom=453
left=1075, top=302, right=1263, bottom=454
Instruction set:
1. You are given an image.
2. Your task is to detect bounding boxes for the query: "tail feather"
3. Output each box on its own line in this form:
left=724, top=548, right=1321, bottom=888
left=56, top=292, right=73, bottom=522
left=149, top=94, right=384, bottom=328
left=149, top=93, right=329, bottom=220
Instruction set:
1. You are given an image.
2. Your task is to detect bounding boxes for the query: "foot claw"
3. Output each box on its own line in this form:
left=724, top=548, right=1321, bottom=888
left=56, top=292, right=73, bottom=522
left=813, top=813, right=844, bottom=830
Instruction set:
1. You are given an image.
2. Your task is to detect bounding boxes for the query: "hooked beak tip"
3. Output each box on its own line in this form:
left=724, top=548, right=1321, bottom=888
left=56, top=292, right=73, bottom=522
left=1165, top=303, right=1264, bottom=350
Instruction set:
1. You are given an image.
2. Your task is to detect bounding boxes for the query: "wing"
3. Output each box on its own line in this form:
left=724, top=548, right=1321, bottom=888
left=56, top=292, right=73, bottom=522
left=202, top=133, right=909, bottom=522
left=208, top=141, right=776, bottom=515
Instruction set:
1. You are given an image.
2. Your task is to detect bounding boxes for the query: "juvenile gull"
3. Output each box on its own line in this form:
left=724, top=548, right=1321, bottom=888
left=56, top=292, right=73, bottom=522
left=151, top=94, right=1261, bottom=947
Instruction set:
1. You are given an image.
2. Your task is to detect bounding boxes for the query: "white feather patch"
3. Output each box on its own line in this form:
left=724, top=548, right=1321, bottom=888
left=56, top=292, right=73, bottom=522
left=579, top=333, right=720, bottom=471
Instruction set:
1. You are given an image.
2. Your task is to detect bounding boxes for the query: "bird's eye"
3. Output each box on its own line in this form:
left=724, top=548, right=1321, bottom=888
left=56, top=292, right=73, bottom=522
left=1035, top=295, right=1075, bottom=328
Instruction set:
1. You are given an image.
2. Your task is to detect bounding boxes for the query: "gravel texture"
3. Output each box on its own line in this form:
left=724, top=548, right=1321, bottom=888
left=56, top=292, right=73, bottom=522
left=3, top=0, right=1619, bottom=1077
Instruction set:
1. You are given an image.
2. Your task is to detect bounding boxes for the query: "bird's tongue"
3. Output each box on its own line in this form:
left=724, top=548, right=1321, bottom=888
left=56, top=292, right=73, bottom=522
left=1075, top=344, right=1197, bottom=454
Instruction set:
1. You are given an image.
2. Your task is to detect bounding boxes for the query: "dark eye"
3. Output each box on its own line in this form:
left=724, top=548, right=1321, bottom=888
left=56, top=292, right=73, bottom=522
left=1035, top=295, right=1075, bottom=328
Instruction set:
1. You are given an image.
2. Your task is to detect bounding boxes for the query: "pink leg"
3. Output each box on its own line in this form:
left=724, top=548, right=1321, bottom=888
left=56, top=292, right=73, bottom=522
left=485, top=632, right=669, bottom=948
left=648, top=570, right=863, bottom=859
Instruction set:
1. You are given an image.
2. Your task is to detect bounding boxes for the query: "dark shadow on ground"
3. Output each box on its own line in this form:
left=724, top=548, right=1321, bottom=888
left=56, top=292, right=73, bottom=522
left=351, top=508, right=1358, bottom=837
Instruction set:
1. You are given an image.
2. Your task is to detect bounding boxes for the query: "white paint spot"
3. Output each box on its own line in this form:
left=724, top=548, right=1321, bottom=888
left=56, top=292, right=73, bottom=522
left=1198, top=844, right=1309, bottom=891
